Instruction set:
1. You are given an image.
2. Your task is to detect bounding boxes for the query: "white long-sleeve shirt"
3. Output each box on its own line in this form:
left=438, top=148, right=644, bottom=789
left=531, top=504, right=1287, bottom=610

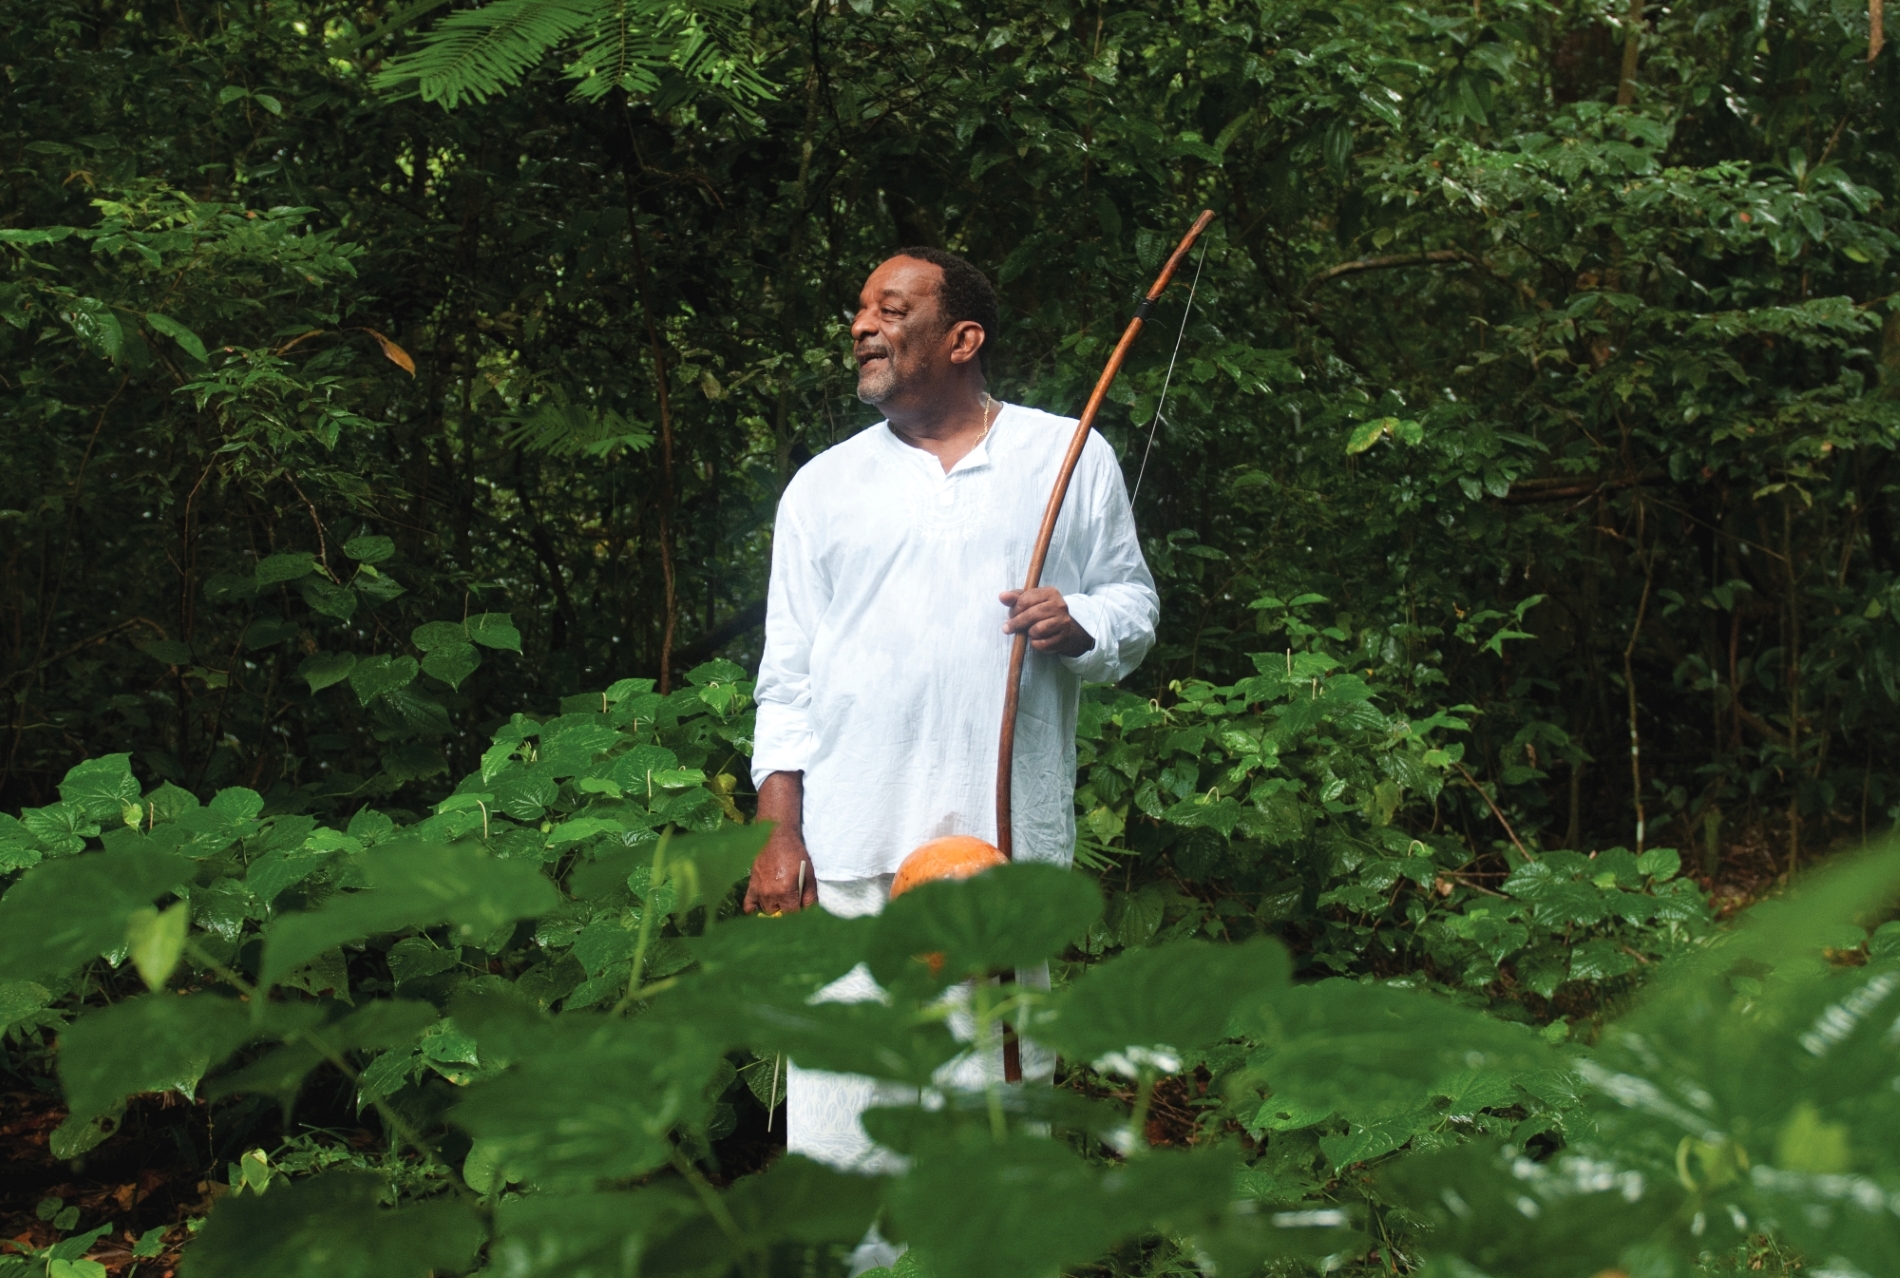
left=750, top=402, right=1160, bottom=880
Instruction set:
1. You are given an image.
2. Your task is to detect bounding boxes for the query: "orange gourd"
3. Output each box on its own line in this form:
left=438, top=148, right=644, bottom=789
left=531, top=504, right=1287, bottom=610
left=890, top=835, right=1006, bottom=899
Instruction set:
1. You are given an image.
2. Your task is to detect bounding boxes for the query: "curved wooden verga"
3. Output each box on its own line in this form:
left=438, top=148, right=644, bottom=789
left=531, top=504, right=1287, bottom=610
left=994, top=210, right=1216, bottom=861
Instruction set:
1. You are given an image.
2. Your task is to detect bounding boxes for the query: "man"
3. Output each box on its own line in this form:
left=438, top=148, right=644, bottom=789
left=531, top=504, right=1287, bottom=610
left=744, top=246, right=1159, bottom=1180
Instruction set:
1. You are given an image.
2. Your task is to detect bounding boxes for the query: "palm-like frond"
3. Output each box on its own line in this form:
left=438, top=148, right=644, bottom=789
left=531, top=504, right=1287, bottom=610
left=372, top=0, right=775, bottom=112
left=564, top=0, right=674, bottom=99
left=501, top=400, right=654, bottom=459
left=374, top=0, right=599, bottom=107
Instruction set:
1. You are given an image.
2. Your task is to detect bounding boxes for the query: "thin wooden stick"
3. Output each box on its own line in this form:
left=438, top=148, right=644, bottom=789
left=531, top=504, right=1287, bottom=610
left=995, top=211, right=1216, bottom=861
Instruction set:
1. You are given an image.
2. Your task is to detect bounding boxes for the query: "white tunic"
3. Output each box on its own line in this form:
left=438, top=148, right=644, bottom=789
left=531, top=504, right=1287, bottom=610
left=750, top=402, right=1160, bottom=879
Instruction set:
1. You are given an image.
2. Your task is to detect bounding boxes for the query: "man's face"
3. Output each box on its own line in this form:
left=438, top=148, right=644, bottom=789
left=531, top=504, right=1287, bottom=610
left=851, top=256, right=955, bottom=407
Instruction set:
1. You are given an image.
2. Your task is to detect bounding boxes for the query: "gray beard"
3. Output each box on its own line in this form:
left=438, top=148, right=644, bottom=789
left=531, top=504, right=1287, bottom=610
left=855, top=359, right=896, bottom=406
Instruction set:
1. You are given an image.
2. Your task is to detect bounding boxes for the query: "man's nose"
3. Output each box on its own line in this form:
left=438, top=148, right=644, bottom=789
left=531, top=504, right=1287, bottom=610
left=849, top=308, right=878, bottom=342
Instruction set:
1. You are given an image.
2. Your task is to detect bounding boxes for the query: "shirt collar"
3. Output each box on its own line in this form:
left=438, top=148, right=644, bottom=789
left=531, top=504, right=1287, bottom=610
left=878, top=402, right=1010, bottom=476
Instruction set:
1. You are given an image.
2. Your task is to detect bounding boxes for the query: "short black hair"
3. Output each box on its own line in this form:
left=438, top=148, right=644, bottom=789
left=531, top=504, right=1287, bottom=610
left=896, top=246, right=999, bottom=377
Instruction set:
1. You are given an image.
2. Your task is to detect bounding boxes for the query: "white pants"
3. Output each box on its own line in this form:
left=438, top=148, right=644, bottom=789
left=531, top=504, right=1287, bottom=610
left=785, top=874, right=1055, bottom=1170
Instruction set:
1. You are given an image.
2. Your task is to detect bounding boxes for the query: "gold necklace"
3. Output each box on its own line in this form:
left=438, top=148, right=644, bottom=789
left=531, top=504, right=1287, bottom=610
left=975, top=392, right=999, bottom=446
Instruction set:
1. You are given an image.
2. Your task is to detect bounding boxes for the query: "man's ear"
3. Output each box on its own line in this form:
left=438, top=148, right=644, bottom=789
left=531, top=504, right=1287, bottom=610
left=947, top=319, right=987, bottom=366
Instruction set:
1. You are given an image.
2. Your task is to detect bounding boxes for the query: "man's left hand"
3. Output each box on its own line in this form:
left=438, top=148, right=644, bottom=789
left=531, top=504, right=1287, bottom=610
left=1000, top=587, right=1096, bottom=657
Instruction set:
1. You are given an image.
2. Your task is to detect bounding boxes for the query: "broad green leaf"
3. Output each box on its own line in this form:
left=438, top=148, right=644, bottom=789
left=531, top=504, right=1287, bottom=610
left=0, top=848, right=195, bottom=979
left=355, top=566, right=406, bottom=601
left=348, top=653, right=419, bottom=705
left=180, top=1172, right=483, bottom=1278
left=301, top=575, right=359, bottom=620
left=145, top=312, right=207, bottom=362
left=207, top=1039, right=328, bottom=1108
left=343, top=535, right=395, bottom=563
left=0, top=813, right=42, bottom=872
left=540, top=722, right=619, bottom=774
left=212, top=1001, right=439, bottom=1106
left=643, top=1155, right=883, bottom=1272
left=1034, top=939, right=1289, bottom=1074
left=867, top=863, right=1102, bottom=984
left=1345, top=417, right=1393, bottom=454
left=21, top=802, right=97, bottom=855
left=421, top=641, right=480, bottom=689
left=885, top=1131, right=1240, bottom=1278
left=388, top=936, right=462, bottom=987
left=1635, top=846, right=1682, bottom=880
left=210, top=786, right=263, bottom=821
left=491, top=1187, right=696, bottom=1277
left=0, top=977, right=51, bottom=1031
left=467, top=611, right=522, bottom=652
left=684, top=906, right=874, bottom=1003
left=62, top=297, right=123, bottom=359
left=1381, top=1142, right=1683, bottom=1278
left=255, top=552, right=317, bottom=586
left=449, top=990, right=723, bottom=1185
left=411, top=620, right=466, bottom=652
left=1244, top=981, right=1552, bottom=1118
left=145, top=781, right=199, bottom=823
left=241, top=616, right=300, bottom=649
left=56, top=994, right=260, bottom=1144
left=695, top=994, right=960, bottom=1084
left=126, top=900, right=190, bottom=989
left=279, top=946, right=350, bottom=1000
left=604, top=677, right=656, bottom=704
left=258, top=841, right=557, bottom=990
left=41, top=1225, right=113, bottom=1264
left=58, top=754, right=141, bottom=822
left=0, top=225, right=77, bottom=244
left=298, top=651, right=356, bottom=692
left=684, top=658, right=747, bottom=687
left=661, top=823, right=771, bottom=916
left=1318, top=1107, right=1435, bottom=1170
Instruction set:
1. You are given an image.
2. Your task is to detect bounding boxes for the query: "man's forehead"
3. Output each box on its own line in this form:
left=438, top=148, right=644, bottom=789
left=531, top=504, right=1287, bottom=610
left=863, top=256, right=942, bottom=299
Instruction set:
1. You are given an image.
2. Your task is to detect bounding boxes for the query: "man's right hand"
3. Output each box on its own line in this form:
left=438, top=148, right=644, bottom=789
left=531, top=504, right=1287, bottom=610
left=744, top=825, right=818, bottom=915
left=746, top=772, right=815, bottom=915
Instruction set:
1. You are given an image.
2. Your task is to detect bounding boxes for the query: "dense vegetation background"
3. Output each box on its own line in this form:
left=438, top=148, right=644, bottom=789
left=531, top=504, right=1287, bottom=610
left=4, top=0, right=1897, bottom=865
left=3, top=0, right=1899, bottom=1275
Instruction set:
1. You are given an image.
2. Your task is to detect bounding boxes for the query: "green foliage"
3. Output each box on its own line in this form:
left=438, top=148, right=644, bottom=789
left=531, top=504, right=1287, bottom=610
left=370, top=0, right=774, bottom=111
left=8, top=0, right=1899, bottom=887
left=180, top=1171, right=484, bottom=1278
left=5, top=650, right=1896, bottom=1276
left=1069, top=595, right=1710, bottom=1010
left=6, top=0, right=1900, bottom=1273
left=1378, top=842, right=1900, bottom=1278
left=256, top=841, right=557, bottom=989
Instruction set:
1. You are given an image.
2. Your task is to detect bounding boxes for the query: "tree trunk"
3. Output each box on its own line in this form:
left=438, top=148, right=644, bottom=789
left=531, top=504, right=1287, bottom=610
left=1616, top=0, right=1644, bottom=105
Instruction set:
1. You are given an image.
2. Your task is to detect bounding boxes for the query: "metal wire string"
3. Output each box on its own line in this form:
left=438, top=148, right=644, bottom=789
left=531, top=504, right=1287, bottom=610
left=1130, top=238, right=1209, bottom=506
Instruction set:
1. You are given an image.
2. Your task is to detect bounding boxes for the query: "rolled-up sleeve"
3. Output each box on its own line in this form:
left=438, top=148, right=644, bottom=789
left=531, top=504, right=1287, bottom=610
left=1059, top=436, right=1159, bottom=684
left=751, top=489, right=826, bottom=788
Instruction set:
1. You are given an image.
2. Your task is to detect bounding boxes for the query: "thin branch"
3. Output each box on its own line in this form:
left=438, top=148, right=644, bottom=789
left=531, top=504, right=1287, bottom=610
left=284, top=475, right=332, bottom=579
left=1305, top=249, right=1472, bottom=293
left=1453, top=761, right=1533, bottom=862
left=1623, top=505, right=1655, bottom=854
left=0, top=616, right=168, bottom=691
left=1501, top=471, right=1665, bottom=504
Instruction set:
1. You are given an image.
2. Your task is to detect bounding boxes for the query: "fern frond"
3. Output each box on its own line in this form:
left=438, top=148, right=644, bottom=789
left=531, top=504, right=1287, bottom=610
left=501, top=400, right=654, bottom=458
left=372, top=0, right=601, bottom=108
left=374, top=0, right=776, bottom=112
left=564, top=0, right=674, bottom=99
